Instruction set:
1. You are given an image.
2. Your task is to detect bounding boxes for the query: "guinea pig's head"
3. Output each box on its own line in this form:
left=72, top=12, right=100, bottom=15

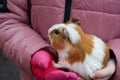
left=48, top=23, right=81, bottom=51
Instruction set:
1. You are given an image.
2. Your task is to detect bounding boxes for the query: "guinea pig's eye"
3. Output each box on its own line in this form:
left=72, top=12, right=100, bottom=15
left=54, top=30, right=59, bottom=35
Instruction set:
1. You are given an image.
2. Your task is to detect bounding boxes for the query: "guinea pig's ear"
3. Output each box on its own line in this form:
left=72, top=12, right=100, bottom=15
left=65, top=18, right=80, bottom=25
left=71, top=18, right=80, bottom=25
left=65, top=24, right=81, bottom=44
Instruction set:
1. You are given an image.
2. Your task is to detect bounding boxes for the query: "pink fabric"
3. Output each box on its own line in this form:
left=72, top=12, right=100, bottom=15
left=45, top=71, right=81, bottom=80
left=0, top=0, right=120, bottom=80
left=31, top=0, right=65, bottom=41
left=31, top=50, right=57, bottom=80
left=72, top=0, right=120, bottom=14
left=71, top=10, right=120, bottom=41
left=32, top=51, right=51, bottom=70
left=70, top=0, right=120, bottom=42
left=31, top=50, right=81, bottom=80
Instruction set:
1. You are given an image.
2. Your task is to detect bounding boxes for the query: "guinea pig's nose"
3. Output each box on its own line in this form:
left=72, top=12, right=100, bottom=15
left=60, top=27, right=66, bottom=33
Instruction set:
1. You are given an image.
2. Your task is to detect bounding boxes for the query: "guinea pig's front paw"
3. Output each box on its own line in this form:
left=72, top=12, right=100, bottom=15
left=52, top=61, right=62, bottom=68
left=89, top=73, right=94, bottom=80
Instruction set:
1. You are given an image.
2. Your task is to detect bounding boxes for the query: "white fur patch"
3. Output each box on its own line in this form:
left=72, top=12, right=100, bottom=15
left=53, top=45, right=71, bottom=68
left=48, top=23, right=66, bottom=34
left=66, top=24, right=80, bottom=44
left=79, top=35, right=105, bottom=78
left=57, top=45, right=70, bottom=60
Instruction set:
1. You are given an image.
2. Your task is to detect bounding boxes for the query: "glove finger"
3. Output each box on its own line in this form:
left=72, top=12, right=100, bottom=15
left=67, top=72, right=81, bottom=80
left=45, top=70, right=81, bottom=80
left=32, top=51, right=51, bottom=69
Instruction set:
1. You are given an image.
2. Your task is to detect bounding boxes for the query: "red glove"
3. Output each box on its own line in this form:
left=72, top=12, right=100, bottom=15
left=30, top=50, right=81, bottom=80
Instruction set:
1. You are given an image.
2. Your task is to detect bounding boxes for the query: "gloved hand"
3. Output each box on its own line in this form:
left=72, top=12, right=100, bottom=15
left=30, top=50, right=81, bottom=80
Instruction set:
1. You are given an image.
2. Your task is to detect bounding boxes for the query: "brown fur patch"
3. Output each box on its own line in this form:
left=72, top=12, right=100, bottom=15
left=66, top=25, right=94, bottom=65
left=50, top=29, right=68, bottom=50
left=102, top=44, right=110, bottom=67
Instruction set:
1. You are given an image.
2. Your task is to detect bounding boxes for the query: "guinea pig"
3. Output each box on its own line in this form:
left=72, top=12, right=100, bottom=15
left=48, top=18, right=110, bottom=80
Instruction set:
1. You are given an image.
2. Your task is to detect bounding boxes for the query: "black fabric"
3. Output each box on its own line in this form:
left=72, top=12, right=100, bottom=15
left=0, top=0, right=9, bottom=12
left=110, top=49, right=117, bottom=63
left=64, top=0, right=72, bottom=23
left=28, top=0, right=31, bottom=25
